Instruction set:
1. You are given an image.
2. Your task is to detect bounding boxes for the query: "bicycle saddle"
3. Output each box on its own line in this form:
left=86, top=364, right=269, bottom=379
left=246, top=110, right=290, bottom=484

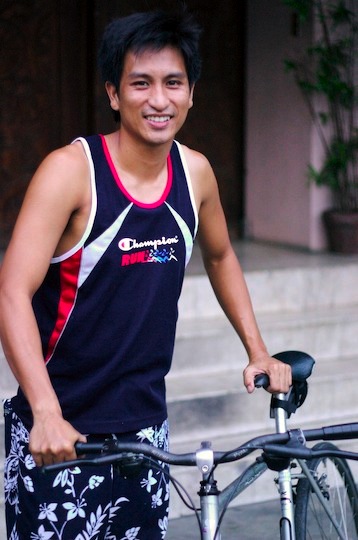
left=273, top=350, right=315, bottom=381
left=255, top=350, right=315, bottom=418
left=255, top=350, right=315, bottom=388
left=274, top=350, right=315, bottom=417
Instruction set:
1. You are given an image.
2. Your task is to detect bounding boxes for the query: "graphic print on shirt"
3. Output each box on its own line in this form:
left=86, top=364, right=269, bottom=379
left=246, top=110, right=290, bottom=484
left=118, top=233, right=179, bottom=266
left=118, top=203, right=193, bottom=267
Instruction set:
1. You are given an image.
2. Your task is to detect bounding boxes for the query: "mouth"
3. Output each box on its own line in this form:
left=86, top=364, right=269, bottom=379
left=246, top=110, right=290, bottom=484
left=145, top=115, right=172, bottom=124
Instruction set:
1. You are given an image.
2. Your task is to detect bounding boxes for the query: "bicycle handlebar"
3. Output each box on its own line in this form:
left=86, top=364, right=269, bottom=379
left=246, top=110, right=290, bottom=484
left=40, top=352, right=354, bottom=474
left=42, top=421, right=358, bottom=474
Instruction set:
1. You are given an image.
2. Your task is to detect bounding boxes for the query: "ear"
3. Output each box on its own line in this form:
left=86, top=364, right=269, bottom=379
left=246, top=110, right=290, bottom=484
left=105, top=82, right=120, bottom=113
left=189, top=84, right=195, bottom=109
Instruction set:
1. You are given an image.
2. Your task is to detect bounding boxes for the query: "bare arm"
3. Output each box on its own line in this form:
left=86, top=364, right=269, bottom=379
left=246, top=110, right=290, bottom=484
left=0, top=143, right=89, bottom=465
left=185, top=148, right=291, bottom=393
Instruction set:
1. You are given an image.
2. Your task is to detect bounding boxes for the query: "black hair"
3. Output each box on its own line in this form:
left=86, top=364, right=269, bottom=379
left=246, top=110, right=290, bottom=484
left=98, top=9, right=202, bottom=121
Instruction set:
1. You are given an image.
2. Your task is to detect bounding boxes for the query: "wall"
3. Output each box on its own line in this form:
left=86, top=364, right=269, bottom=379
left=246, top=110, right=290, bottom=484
left=245, top=0, right=331, bottom=250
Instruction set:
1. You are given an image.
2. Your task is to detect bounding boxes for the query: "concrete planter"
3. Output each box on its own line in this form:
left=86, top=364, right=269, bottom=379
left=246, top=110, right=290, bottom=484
left=323, top=209, right=358, bottom=254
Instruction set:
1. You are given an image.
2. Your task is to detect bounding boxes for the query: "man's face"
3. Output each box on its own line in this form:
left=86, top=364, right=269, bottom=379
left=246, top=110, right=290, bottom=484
left=107, top=46, right=194, bottom=146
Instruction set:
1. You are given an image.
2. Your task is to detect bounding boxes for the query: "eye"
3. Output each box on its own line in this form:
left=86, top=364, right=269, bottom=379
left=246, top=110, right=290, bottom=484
left=132, top=80, right=149, bottom=88
left=167, top=79, right=182, bottom=87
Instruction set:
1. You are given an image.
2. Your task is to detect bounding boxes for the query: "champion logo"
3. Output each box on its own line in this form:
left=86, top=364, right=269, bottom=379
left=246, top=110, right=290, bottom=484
left=118, top=236, right=179, bottom=252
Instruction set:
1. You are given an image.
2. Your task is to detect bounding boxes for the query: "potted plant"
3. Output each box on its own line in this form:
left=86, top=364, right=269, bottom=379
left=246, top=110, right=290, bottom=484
left=283, top=0, right=358, bottom=253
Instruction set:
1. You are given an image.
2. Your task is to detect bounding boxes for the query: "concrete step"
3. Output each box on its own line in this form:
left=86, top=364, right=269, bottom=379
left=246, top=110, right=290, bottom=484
left=0, top=358, right=16, bottom=402
left=172, top=305, right=358, bottom=376
left=167, top=354, right=358, bottom=447
left=179, top=262, right=358, bottom=320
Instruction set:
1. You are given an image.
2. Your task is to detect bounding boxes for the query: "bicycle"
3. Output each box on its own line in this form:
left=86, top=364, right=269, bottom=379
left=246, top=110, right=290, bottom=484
left=44, top=350, right=358, bottom=540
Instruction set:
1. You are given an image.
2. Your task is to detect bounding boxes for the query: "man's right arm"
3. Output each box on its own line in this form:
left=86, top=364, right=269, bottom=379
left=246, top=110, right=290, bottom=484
left=0, top=143, right=89, bottom=465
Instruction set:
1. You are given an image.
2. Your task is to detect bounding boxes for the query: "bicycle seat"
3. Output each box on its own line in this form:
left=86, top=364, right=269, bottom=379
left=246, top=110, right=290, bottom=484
left=273, top=350, right=315, bottom=382
left=254, top=351, right=316, bottom=417
left=271, top=350, right=315, bottom=417
left=255, top=350, right=315, bottom=388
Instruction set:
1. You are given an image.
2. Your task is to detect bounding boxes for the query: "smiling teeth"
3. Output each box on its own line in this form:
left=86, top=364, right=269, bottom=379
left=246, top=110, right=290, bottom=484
left=147, top=116, right=170, bottom=122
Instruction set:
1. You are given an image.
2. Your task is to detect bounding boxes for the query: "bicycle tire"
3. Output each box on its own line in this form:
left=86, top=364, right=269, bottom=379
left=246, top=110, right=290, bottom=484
left=294, top=442, right=358, bottom=540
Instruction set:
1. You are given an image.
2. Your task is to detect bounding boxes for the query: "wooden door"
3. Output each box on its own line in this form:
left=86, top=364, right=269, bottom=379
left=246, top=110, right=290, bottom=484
left=0, top=0, right=245, bottom=247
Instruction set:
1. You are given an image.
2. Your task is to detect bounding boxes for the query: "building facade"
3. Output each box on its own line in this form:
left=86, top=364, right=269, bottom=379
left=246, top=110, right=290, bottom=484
left=0, top=0, right=332, bottom=251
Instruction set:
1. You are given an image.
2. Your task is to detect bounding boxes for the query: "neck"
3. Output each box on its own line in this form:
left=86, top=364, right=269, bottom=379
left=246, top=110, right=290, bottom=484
left=107, top=130, right=173, bottom=179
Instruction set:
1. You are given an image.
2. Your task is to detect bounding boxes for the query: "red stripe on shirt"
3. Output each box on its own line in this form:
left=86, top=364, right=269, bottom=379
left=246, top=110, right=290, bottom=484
left=45, top=249, right=82, bottom=363
left=100, top=133, right=173, bottom=208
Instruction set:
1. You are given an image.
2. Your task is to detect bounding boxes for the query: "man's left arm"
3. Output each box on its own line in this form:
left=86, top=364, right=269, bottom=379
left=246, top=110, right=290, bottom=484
left=189, top=150, right=291, bottom=394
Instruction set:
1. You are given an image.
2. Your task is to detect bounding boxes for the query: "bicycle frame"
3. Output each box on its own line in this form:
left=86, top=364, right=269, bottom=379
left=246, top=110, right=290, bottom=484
left=195, top=392, right=357, bottom=540
left=196, top=391, right=297, bottom=540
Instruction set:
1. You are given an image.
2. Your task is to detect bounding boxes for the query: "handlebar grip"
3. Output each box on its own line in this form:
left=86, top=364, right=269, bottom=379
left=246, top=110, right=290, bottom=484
left=75, top=442, right=87, bottom=455
left=75, top=442, right=105, bottom=455
left=322, top=423, right=358, bottom=441
left=254, top=373, right=269, bottom=388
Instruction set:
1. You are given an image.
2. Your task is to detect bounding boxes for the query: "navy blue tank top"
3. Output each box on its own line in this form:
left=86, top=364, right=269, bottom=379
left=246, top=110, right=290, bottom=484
left=13, top=134, right=198, bottom=433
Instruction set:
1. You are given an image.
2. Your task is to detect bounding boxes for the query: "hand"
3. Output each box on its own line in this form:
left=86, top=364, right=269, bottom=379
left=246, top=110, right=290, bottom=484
left=243, top=354, right=292, bottom=394
left=29, top=411, right=87, bottom=467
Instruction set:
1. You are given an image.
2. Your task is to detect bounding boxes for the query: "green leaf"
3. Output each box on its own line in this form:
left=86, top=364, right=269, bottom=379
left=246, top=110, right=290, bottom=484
left=318, top=112, right=330, bottom=125
left=284, top=59, right=298, bottom=72
left=281, top=0, right=311, bottom=22
left=330, top=1, right=354, bottom=26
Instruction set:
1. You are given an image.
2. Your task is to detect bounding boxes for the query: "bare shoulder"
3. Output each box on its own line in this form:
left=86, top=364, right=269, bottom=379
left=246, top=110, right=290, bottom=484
left=179, top=144, right=218, bottom=206
left=178, top=144, right=231, bottom=256
left=26, top=141, right=90, bottom=210
left=5, top=141, right=92, bottom=261
left=179, top=144, right=214, bottom=176
left=37, top=141, right=89, bottom=185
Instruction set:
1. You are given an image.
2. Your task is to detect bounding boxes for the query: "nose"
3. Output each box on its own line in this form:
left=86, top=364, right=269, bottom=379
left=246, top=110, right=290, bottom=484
left=148, top=84, right=170, bottom=110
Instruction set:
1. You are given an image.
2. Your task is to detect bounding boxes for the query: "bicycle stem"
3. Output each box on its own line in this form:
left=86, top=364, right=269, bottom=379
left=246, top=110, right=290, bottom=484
left=196, top=442, right=222, bottom=540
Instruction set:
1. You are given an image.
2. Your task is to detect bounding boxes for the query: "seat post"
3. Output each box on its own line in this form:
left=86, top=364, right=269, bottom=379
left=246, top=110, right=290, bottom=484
left=273, top=392, right=296, bottom=540
left=274, top=393, right=289, bottom=434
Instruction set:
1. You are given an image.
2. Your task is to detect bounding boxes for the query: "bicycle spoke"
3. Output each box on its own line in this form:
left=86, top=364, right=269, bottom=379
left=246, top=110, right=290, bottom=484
left=295, top=446, right=358, bottom=540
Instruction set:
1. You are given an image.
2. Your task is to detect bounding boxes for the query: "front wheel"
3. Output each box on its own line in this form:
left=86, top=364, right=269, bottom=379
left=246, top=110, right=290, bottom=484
left=294, top=442, right=358, bottom=540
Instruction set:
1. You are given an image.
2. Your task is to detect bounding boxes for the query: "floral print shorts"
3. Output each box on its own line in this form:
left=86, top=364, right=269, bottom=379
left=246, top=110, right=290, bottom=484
left=3, top=399, right=170, bottom=540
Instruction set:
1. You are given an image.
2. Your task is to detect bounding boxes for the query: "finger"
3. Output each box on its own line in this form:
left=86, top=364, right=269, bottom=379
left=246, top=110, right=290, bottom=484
left=246, top=380, right=255, bottom=394
left=32, top=453, right=44, bottom=467
left=42, top=454, right=57, bottom=466
left=268, top=369, right=291, bottom=393
left=243, top=368, right=254, bottom=394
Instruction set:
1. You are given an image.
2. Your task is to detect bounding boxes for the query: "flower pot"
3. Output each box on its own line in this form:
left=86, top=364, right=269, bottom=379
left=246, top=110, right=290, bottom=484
left=323, top=210, right=358, bottom=254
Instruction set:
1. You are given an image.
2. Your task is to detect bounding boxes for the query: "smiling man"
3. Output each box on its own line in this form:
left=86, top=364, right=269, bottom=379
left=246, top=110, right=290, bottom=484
left=0, top=9, right=291, bottom=540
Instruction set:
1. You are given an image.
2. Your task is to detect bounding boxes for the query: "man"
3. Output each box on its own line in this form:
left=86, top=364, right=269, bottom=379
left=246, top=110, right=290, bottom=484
left=0, top=9, right=291, bottom=540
